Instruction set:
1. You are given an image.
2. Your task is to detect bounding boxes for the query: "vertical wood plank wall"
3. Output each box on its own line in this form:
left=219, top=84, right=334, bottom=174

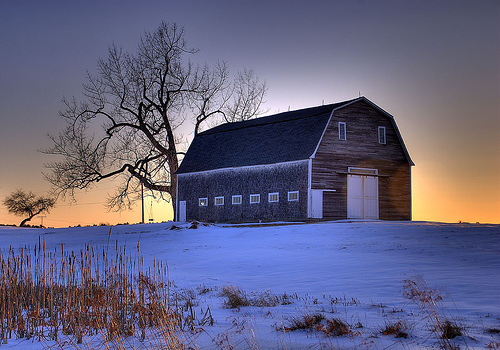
left=312, top=100, right=412, bottom=220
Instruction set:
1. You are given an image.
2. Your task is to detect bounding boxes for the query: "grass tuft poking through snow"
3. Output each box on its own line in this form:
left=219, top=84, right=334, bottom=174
left=221, top=284, right=292, bottom=309
left=221, top=285, right=251, bottom=308
left=441, top=319, right=463, bottom=340
left=380, top=320, right=411, bottom=339
left=404, top=275, right=468, bottom=349
left=283, top=313, right=352, bottom=337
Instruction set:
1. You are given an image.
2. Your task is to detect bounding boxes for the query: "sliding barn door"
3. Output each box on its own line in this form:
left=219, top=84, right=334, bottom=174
left=347, top=175, right=379, bottom=219
left=363, top=176, right=379, bottom=219
left=347, top=175, right=364, bottom=218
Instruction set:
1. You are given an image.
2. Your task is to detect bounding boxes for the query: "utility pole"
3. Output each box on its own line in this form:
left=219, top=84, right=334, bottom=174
left=141, top=182, right=145, bottom=224
left=40, top=215, right=46, bottom=227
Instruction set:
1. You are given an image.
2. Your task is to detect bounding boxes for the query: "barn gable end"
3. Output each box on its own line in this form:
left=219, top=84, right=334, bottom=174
left=310, top=99, right=412, bottom=220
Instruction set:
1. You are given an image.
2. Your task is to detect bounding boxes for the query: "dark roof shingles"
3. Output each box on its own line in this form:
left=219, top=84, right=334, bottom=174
left=177, top=102, right=349, bottom=174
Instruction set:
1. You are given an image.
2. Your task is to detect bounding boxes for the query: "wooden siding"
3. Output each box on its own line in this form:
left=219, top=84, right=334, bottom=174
left=177, top=161, right=308, bottom=222
left=312, top=99, right=412, bottom=220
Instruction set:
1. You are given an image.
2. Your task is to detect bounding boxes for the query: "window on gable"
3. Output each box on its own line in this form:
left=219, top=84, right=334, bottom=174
left=215, top=196, right=224, bottom=206
left=268, top=192, right=279, bottom=203
left=339, top=122, right=346, bottom=140
left=232, top=195, right=242, bottom=205
left=199, top=198, right=208, bottom=207
left=288, top=191, right=299, bottom=202
left=249, top=194, right=260, bottom=204
left=378, top=126, right=386, bottom=144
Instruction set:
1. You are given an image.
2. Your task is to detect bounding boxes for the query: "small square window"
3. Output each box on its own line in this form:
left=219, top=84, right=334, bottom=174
left=215, top=196, right=224, bottom=206
left=199, top=198, right=208, bottom=207
left=288, top=191, right=299, bottom=201
left=250, top=194, right=260, bottom=204
left=378, top=126, right=386, bottom=144
left=268, top=192, right=279, bottom=203
left=339, top=122, right=346, bottom=140
left=232, top=195, right=242, bottom=205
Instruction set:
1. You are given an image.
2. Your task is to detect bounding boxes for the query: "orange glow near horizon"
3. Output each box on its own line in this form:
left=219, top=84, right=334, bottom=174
left=1, top=169, right=499, bottom=228
left=412, top=165, right=500, bottom=224
left=0, top=185, right=175, bottom=228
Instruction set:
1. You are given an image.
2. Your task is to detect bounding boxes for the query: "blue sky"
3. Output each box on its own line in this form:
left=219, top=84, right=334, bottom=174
left=0, top=0, right=498, bottom=226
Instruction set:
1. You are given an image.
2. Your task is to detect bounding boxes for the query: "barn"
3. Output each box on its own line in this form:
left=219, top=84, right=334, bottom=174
left=176, top=97, right=414, bottom=222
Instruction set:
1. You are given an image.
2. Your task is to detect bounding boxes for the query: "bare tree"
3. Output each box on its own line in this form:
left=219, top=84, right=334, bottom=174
left=43, top=22, right=267, bottom=218
left=222, top=69, right=267, bottom=123
left=3, top=189, right=56, bottom=227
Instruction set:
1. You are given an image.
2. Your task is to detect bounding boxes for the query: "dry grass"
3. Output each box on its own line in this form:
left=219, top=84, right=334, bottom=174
left=284, top=313, right=325, bottom=332
left=380, top=320, right=410, bottom=339
left=0, top=232, right=191, bottom=348
left=441, top=320, right=463, bottom=340
left=221, top=285, right=293, bottom=309
left=404, top=276, right=467, bottom=349
left=283, top=313, right=351, bottom=337
left=221, top=285, right=251, bottom=308
left=0, top=237, right=479, bottom=350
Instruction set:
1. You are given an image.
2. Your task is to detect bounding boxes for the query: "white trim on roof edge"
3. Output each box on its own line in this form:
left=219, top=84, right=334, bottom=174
left=360, top=98, right=414, bottom=166
left=309, top=97, right=363, bottom=159
left=176, top=159, right=309, bottom=177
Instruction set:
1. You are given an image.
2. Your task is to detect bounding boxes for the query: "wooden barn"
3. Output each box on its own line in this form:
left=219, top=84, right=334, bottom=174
left=176, top=97, right=414, bottom=222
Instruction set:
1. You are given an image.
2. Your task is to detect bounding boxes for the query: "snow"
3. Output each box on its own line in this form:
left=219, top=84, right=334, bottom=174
left=0, top=221, right=499, bottom=349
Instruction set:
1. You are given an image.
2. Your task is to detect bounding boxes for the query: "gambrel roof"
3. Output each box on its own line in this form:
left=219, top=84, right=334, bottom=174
left=177, top=97, right=413, bottom=174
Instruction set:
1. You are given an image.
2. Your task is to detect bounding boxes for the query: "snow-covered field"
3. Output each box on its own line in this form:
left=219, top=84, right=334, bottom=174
left=0, top=221, right=499, bottom=349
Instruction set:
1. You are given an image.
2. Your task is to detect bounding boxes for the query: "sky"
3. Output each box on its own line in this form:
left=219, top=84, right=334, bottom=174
left=0, top=0, right=498, bottom=227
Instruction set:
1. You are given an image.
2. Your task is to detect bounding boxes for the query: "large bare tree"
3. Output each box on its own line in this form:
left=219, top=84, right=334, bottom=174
left=43, top=22, right=266, bottom=218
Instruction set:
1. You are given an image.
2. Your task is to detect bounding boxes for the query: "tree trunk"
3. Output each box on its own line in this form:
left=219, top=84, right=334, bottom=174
left=19, top=209, right=44, bottom=227
left=171, top=173, right=177, bottom=221
left=20, top=216, right=33, bottom=227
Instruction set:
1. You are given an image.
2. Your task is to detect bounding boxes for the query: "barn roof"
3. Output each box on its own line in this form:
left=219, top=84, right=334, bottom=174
left=177, top=97, right=413, bottom=174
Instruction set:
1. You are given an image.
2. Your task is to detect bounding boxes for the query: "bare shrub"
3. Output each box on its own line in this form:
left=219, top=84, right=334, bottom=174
left=172, top=288, right=214, bottom=331
left=322, top=318, right=351, bottom=337
left=487, top=340, right=500, bottom=349
left=284, top=314, right=325, bottom=332
left=220, top=285, right=291, bottom=309
left=251, top=290, right=280, bottom=307
left=486, top=328, right=500, bottom=334
left=280, top=292, right=295, bottom=305
left=283, top=313, right=351, bottom=337
left=330, top=295, right=360, bottom=306
left=380, top=320, right=410, bottom=339
left=221, top=285, right=250, bottom=308
left=403, top=276, right=466, bottom=349
left=441, top=320, right=463, bottom=339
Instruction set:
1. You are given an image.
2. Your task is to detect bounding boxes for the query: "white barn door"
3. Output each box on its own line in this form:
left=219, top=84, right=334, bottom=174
left=310, top=189, right=323, bottom=219
left=178, top=201, right=187, bottom=222
left=347, top=174, right=379, bottom=219
left=347, top=175, right=364, bottom=218
left=363, top=176, right=379, bottom=219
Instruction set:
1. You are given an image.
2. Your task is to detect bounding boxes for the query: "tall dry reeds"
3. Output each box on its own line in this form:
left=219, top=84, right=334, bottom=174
left=404, top=275, right=467, bottom=350
left=0, top=232, right=188, bottom=349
